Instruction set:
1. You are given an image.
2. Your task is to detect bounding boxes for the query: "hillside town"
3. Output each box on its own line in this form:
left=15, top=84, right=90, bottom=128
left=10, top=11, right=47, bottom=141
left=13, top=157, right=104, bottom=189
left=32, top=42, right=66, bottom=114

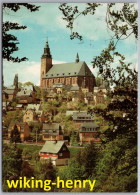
left=2, top=39, right=111, bottom=167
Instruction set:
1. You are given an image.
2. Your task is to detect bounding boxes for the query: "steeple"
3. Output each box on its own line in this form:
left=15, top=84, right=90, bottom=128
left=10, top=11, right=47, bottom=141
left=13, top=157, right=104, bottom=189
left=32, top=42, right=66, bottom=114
left=42, top=38, right=52, bottom=58
left=75, top=53, right=79, bottom=63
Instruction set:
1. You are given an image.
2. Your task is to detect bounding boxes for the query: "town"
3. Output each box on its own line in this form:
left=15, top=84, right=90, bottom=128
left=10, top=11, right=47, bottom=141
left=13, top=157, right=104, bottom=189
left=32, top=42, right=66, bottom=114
left=2, top=39, right=111, bottom=167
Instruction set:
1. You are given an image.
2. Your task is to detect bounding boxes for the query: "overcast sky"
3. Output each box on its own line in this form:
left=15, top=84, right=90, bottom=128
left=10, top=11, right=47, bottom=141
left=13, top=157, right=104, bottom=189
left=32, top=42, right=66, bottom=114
left=3, top=3, right=138, bottom=86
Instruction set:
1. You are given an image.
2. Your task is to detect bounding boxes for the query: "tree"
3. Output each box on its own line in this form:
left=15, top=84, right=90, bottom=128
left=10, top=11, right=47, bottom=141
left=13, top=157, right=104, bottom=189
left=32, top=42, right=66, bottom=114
left=76, top=142, right=98, bottom=177
left=59, top=3, right=137, bottom=192
left=3, top=144, right=22, bottom=191
left=10, top=124, right=21, bottom=143
left=42, top=100, right=59, bottom=116
left=96, top=77, right=102, bottom=87
left=3, top=3, right=40, bottom=62
left=23, top=81, right=34, bottom=87
left=13, top=74, right=18, bottom=89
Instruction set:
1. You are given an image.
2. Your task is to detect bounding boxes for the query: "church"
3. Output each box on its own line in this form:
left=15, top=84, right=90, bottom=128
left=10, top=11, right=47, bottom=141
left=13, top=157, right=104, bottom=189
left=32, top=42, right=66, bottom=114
left=40, top=39, right=95, bottom=93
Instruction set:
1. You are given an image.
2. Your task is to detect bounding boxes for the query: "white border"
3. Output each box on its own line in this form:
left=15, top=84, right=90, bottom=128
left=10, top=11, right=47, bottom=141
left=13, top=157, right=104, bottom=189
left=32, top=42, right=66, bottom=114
left=0, top=0, right=139, bottom=194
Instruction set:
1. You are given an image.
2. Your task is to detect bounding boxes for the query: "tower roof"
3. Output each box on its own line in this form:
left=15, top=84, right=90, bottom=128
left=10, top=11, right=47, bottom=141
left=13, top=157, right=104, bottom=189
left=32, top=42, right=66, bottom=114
left=42, top=38, right=52, bottom=58
left=75, top=53, right=79, bottom=63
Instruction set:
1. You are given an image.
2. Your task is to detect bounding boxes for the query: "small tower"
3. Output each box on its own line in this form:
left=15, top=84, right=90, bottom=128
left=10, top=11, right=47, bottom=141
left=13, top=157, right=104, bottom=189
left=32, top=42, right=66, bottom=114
left=75, top=53, right=79, bottom=63
left=40, top=38, right=53, bottom=88
left=13, top=74, right=18, bottom=89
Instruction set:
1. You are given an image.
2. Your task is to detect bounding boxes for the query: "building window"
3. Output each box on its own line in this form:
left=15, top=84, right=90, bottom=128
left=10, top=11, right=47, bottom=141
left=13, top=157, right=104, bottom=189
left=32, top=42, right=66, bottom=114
left=44, top=135, right=49, bottom=138
left=59, top=153, right=63, bottom=157
left=63, top=147, right=66, bottom=151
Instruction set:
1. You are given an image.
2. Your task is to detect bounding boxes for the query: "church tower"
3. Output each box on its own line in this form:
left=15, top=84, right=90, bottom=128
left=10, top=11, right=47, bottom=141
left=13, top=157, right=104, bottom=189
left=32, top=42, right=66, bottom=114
left=40, top=38, right=52, bottom=88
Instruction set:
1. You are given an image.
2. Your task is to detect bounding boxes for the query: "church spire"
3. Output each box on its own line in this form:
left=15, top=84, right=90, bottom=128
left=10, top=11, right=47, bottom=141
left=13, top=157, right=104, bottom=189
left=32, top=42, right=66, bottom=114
left=42, top=38, right=52, bottom=58
left=75, top=53, right=79, bottom=63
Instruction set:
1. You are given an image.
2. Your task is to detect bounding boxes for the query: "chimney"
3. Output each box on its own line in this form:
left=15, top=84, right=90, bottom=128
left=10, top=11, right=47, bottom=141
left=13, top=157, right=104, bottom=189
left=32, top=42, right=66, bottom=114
left=54, top=140, right=57, bottom=144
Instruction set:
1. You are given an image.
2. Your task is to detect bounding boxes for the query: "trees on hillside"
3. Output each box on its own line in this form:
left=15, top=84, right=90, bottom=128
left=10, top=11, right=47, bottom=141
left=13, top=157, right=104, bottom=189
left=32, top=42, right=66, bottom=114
left=59, top=3, right=137, bottom=192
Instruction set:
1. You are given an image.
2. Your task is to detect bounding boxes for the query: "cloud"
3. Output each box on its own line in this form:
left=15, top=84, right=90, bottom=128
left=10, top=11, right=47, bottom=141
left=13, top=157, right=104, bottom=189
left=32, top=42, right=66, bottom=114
left=3, top=59, right=66, bottom=87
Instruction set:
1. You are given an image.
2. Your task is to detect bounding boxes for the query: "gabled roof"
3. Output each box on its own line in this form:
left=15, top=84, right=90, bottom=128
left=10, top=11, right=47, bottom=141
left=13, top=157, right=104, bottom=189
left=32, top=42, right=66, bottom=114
left=26, top=104, right=41, bottom=111
left=42, top=123, right=60, bottom=130
left=40, top=141, right=65, bottom=153
left=80, top=122, right=99, bottom=132
left=43, top=61, right=94, bottom=78
left=4, top=89, right=15, bottom=95
left=70, top=84, right=80, bottom=91
left=6, top=85, right=15, bottom=90
left=17, top=90, right=32, bottom=97
left=8, top=121, right=28, bottom=132
left=73, top=111, right=94, bottom=121
left=16, top=104, right=23, bottom=108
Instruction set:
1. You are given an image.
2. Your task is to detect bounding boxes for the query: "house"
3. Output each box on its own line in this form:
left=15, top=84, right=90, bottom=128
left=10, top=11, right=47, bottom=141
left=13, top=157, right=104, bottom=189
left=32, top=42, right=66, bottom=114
left=94, top=92, right=105, bottom=104
left=42, top=123, right=64, bottom=141
left=16, top=104, right=24, bottom=110
left=52, top=83, right=65, bottom=94
left=23, top=109, right=45, bottom=123
left=3, top=85, right=17, bottom=102
left=93, top=83, right=111, bottom=104
left=26, top=104, right=42, bottom=111
left=84, top=92, right=94, bottom=104
left=8, top=122, right=30, bottom=142
left=40, top=39, right=95, bottom=92
left=79, top=122, right=100, bottom=144
left=17, top=85, right=36, bottom=104
left=2, top=101, right=10, bottom=111
left=39, top=140, right=70, bottom=166
left=73, top=111, right=95, bottom=130
left=2, top=90, right=8, bottom=100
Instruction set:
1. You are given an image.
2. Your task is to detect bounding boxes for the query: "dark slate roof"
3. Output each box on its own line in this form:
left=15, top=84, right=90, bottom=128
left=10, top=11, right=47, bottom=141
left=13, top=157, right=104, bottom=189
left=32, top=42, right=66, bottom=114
left=80, top=122, right=99, bottom=132
left=73, top=111, right=94, bottom=121
left=43, top=123, right=60, bottom=130
left=8, top=121, right=27, bottom=132
left=43, top=61, right=94, bottom=78
left=42, top=123, right=63, bottom=135
left=40, top=141, right=65, bottom=153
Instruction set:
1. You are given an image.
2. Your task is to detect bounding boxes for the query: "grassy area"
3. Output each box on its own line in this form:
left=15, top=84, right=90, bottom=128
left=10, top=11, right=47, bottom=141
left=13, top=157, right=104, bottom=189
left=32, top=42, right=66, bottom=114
left=68, top=147, right=82, bottom=158
left=16, top=143, right=42, bottom=153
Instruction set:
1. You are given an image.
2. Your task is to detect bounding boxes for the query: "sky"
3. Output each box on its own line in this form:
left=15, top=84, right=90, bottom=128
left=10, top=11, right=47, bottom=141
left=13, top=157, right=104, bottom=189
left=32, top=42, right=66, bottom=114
left=3, top=3, right=138, bottom=86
